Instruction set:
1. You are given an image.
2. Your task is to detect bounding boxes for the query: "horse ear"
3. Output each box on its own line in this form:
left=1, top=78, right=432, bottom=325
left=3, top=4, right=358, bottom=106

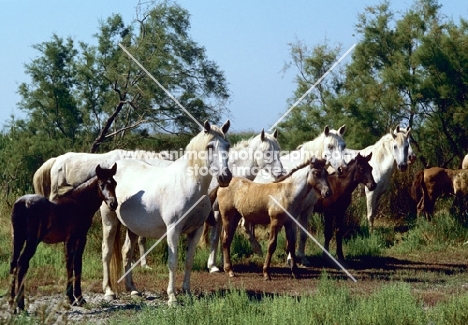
left=260, top=129, right=265, bottom=141
left=366, top=152, right=373, bottom=161
left=390, top=127, right=397, bottom=139
left=111, top=163, right=117, bottom=175
left=95, top=164, right=103, bottom=177
left=406, top=126, right=412, bottom=136
left=273, top=129, right=278, bottom=139
left=221, top=120, right=230, bottom=134
left=323, top=125, right=330, bottom=136
left=338, top=124, right=346, bottom=136
left=204, top=120, right=211, bottom=133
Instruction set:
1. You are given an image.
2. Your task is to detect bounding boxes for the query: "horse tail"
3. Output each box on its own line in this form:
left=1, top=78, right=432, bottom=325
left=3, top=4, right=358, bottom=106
left=33, top=157, right=57, bottom=198
left=109, top=222, right=123, bottom=294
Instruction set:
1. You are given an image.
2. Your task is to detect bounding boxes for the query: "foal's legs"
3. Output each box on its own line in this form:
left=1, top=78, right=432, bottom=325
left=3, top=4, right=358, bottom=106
left=263, top=220, right=281, bottom=280
left=65, top=237, right=88, bottom=306
left=222, top=211, right=242, bottom=278
left=137, top=236, right=150, bottom=269
left=12, top=240, right=39, bottom=311
left=9, top=229, right=25, bottom=310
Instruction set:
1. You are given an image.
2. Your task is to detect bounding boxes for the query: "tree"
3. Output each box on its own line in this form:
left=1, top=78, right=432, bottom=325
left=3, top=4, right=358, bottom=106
left=15, top=1, right=230, bottom=154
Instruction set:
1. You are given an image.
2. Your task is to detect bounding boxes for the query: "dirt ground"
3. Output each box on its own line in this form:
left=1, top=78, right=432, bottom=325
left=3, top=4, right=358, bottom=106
left=5, top=249, right=468, bottom=323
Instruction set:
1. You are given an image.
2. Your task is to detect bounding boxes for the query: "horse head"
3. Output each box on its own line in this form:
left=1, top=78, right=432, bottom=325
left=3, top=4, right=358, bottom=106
left=253, top=129, right=285, bottom=179
left=391, top=125, right=412, bottom=172
left=308, top=157, right=332, bottom=198
left=322, top=125, right=347, bottom=175
left=203, top=120, right=233, bottom=187
left=354, top=153, right=376, bottom=191
left=95, top=163, right=118, bottom=211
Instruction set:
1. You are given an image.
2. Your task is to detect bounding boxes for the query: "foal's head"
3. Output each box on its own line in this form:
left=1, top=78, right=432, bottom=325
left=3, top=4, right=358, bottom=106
left=308, top=157, right=332, bottom=198
left=96, top=163, right=118, bottom=211
left=353, top=153, right=376, bottom=191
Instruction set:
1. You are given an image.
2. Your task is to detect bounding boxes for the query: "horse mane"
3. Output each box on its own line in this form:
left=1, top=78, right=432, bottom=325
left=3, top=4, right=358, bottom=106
left=273, top=160, right=311, bottom=183
left=295, top=129, right=345, bottom=164
left=232, top=132, right=280, bottom=152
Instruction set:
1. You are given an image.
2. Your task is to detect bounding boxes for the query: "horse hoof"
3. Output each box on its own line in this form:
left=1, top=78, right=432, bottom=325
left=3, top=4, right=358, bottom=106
left=228, top=271, right=236, bottom=278
left=209, top=266, right=220, bottom=273
left=131, top=290, right=142, bottom=297
left=72, top=297, right=87, bottom=307
left=168, top=299, right=179, bottom=307
left=104, top=294, right=116, bottom=302
left=263, top=275, right=271, bottom=281
left=142, top=265, right=152, bottom=270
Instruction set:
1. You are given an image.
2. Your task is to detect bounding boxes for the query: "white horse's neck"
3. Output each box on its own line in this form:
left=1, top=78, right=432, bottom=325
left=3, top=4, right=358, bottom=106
left=177, top=152, right=213, bottom=193
left=364, top=134, right=396, bottom=183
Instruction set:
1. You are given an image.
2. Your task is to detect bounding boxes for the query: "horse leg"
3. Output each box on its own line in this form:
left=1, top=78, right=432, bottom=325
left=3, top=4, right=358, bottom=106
left=137, top=236, right=150, bottom=269
left=291, top=212, right=310, bottom=266
left=222, top=211, right=242, bottom=278
left=323, top=212, right=334, bottom=258
left=284, top=222, right=299, bottom=278
left=101, top=207, right=119, bottom=301
left=64, top=240, right=76, bottom=305
left=9, top=227, right=26, bottom=310
left=71, top=237, right=87, bottom=306
left=15, top=240, right=39, bottom=311
left=335, top=212, right=345, bottom=261
left=241, top=219, right=263, bottom=257
left=122, top=229, right=140, bottom=296
left=166, top=225, right=183, bottom=306
left=263, top=221, right=281, bottom=280
left=207, top=210, right=222, bottom=273
left=366, top=190, right=379, bottom=233
left=182, top=225, right=204, bottom=295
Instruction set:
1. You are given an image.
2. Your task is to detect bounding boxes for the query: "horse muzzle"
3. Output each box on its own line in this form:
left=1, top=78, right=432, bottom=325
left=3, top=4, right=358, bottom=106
left=217, top=169, right=233, bottom=188
left=322, top=189, right=332, bottom=198
left=108, top=200, right=118, bottom=211
left=397, top=163, right=408, bottom=172
left=367, top=182, right=377, bottom=191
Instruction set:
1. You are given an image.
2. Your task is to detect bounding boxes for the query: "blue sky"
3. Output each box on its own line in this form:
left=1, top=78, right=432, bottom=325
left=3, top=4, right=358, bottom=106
left=1, top=1, right=467, bottom=133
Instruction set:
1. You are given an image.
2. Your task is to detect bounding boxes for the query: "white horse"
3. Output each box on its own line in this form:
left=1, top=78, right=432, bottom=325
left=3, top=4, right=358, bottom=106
left=206, top=129, right=285, bottom=273
left=100, top=120, right=232, bottom=305
left=32, top=148, right=174, bottom=269
left=254, top=125, right=347, bottom=184
left=341, top=125, right=414, bottom=232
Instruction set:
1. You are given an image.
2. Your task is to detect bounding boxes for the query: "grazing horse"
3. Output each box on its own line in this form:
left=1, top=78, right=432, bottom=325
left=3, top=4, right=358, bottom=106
left=217, top=158, right=331, bottom=280
left=32, top=149, right=174, bottom=269
left=410, top=167, right=468, bottom=219
left=344, top=126, right=414, bottom=232
left=313, top=153, right=376, bottom=261
left=100, top=120, right=232, bottom=306
left=9, top=164, right=117, bottom=311
left=205, top=129, right=285, bottom=273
